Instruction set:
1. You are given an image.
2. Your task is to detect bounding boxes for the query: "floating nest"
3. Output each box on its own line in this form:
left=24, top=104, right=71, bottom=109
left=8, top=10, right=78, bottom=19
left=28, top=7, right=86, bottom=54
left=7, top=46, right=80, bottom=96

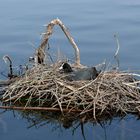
left=2, top=64, right=140, bottom=119
left=1, top=19, right=140, bottom=122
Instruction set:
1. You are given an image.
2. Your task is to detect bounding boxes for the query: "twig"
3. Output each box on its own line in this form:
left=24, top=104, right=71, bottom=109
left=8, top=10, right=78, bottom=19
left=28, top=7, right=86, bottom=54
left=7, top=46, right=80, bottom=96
left=0, top=106, right=82, bottom=112
left=114, top=34, right=120, bottom=69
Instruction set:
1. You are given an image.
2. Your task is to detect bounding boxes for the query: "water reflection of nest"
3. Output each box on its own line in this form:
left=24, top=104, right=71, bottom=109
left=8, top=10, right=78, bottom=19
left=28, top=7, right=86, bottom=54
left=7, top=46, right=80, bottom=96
left=12, top=108, right=123, bottom=130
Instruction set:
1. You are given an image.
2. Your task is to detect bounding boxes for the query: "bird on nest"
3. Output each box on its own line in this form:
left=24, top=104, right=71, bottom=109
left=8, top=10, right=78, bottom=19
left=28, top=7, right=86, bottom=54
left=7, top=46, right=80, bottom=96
left=59, top=62, right=99, bottom=81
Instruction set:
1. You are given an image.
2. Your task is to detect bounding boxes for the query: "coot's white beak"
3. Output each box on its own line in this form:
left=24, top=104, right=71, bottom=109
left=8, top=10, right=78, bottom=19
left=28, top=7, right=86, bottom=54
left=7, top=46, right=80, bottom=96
left=59, top=65, right=63, bottom=70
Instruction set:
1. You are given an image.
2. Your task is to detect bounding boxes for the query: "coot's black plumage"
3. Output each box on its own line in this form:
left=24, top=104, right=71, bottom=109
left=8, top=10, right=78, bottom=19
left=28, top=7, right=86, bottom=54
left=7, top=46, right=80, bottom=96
left=60, top=63, right=99, bottom=81
left=61, top=63, right=73, bottom=73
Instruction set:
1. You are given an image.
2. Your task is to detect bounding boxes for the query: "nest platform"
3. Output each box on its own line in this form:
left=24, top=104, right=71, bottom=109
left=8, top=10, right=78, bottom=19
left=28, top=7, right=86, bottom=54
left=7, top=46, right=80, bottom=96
left=0, top=18, right=140, bottom=122
left=1, top=63, right=140, bottom=120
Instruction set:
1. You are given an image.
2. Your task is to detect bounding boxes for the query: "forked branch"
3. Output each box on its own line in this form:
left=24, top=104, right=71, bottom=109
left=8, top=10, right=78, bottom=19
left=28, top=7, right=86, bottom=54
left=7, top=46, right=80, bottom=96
left=35, top=18, right=81, bottom=67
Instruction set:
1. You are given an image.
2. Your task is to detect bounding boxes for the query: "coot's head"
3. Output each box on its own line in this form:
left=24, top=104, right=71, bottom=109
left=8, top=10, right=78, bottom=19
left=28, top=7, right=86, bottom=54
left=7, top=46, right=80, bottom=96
left=59, top=62, right=73, bottom=73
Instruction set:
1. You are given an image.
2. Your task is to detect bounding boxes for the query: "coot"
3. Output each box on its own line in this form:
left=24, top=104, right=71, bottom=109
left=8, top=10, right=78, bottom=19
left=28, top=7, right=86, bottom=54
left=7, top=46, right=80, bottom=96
left=60, top=62, right=99, bottom=81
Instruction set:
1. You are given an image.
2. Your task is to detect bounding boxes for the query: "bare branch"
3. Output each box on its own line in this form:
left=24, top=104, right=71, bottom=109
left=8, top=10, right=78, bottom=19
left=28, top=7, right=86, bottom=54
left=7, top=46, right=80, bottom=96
left=35, top=18, right=81, bottom=67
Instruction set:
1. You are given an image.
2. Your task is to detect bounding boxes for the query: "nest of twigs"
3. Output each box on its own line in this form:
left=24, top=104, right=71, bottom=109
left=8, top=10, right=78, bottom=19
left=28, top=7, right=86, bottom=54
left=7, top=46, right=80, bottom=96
left=2, top=63, right=140, bottom=119
left=1, top=18, right=140, bottom=121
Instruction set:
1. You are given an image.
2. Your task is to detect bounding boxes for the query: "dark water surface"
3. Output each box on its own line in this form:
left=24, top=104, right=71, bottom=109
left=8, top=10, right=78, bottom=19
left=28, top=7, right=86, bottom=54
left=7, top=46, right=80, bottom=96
left=0, top=0, right=140, bottom=139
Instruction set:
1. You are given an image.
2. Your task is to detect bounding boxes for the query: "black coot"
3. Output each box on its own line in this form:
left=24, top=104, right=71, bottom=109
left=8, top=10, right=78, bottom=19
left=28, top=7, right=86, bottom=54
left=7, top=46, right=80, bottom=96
left=60, top=63, right=99, bottom=81
left=61, top=63, right=73, bottom=73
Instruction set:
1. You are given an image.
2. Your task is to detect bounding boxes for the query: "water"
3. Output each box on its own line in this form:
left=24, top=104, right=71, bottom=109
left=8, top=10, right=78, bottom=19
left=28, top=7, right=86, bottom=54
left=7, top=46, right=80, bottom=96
left=0, top=0, right=140, bottom=139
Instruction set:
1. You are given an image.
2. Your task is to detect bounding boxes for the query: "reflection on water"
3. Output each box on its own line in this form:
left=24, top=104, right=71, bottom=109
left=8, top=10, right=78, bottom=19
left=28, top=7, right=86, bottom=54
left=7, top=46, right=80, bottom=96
left=0, top=109, right=140, bottom=140
left=0, top=0, right=140, bottom=139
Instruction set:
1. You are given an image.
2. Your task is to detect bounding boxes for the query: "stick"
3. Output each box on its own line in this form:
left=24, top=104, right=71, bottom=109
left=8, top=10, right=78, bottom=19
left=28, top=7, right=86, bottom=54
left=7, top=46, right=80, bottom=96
left=0, top=106, right=82, bottom=112
left=114, top=34, right=120, bottom=57
left=114, top=34, right=120, bottom=69
left=0, top=79, right=17, bottom=86
left=35, top=18, right=81, bottom=67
